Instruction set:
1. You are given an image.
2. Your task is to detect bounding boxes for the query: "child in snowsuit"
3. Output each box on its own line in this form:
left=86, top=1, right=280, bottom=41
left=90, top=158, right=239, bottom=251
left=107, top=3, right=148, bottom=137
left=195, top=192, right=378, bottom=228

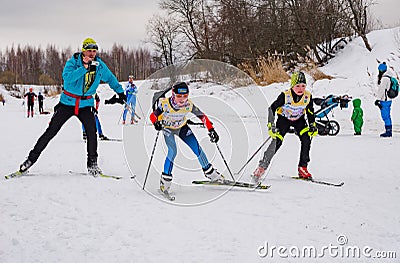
left=252, top=71, right=318, bottom=183
left=149, top=82, right=223, bottom=194
left=351, top=98, right=363, bottom=135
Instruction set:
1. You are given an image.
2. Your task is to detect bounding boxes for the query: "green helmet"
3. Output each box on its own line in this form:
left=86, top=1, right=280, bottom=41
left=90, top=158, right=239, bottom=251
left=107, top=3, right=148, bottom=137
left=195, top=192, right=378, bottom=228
left=291, top=71, right=306, bottom=87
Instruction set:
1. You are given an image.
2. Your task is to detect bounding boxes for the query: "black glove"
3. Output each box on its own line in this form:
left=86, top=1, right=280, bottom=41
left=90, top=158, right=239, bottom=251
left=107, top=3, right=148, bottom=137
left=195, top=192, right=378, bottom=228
left=374, top=100, right=382, bottom=109
left=88, top=60, right=99, bottom=72
left=105, top=94, right=117, bottom=105
left=208, top=128, right=219, bottom=143
left=154, top=121, right=163, bottom=131
left=92, top=107, right=98, bottom=115
left=117, top=92, right=127, bottom=105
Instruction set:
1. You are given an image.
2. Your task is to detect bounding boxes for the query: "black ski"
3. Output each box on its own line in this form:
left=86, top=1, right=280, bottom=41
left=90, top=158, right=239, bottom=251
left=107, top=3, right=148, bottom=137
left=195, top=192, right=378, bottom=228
left=291, top=176, right=344, bottom=187
left=100, top=138, right=123, bottom=142
left=192, top=179, right=271, bottom=190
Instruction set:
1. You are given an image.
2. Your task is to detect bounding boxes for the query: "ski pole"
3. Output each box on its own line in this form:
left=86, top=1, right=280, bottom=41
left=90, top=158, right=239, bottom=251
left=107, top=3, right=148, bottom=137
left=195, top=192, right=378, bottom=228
left=235, top=136, right=271, bottom=175
left=117, top=110, right=124, bottom=124
left=123, top=100, right=142, bottom=120
left=142, top=130, right=161, bottom=190
left=215, top=142, right=235, bottom=181
left=136, top=97, right=147, bottom=124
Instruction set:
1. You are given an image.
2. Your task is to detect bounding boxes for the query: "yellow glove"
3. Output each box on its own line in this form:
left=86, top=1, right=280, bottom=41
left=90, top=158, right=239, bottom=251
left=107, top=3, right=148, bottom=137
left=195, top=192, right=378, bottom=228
left=308, top=122, right=318, bottom=137
left=268, top=122, right=282, bottom=140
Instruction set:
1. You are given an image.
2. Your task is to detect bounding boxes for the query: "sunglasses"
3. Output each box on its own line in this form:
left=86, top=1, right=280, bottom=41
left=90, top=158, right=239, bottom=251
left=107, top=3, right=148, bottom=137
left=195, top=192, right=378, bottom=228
left=175, top=94, right=188, bottom=99
left=83, top=44, right=98, bottom=50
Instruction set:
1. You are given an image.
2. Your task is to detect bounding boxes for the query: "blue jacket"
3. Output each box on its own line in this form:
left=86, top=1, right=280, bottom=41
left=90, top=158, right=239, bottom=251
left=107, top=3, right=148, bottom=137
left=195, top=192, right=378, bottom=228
left=125, top=82, right=138, bottom=100
left=60, top=53, right=123, bottom=108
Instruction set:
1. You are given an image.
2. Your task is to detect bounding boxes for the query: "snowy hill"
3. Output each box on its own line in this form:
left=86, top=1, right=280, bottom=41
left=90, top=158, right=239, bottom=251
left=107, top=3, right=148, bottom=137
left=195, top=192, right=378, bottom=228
left=0, top=28, right=399, bottom=262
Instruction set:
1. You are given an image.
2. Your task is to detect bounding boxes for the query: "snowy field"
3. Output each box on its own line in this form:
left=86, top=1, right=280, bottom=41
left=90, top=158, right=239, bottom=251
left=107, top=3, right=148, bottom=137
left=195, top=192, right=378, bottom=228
left=0, top=28, right=400, bottom=262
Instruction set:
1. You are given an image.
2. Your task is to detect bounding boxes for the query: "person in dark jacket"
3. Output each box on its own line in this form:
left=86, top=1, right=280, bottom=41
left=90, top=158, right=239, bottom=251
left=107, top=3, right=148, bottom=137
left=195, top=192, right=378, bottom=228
left=16, top=38, right=126, bottom=177
left=24, top=87, right=37, bottom=117
left=251, top=71, right=318, bottom=184
left=38, top=92, right=44, bottom=114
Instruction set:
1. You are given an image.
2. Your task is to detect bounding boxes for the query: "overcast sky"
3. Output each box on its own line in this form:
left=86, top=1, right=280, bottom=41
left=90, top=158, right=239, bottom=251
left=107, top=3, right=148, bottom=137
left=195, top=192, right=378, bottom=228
left=0, top=0, right=399, bottom=52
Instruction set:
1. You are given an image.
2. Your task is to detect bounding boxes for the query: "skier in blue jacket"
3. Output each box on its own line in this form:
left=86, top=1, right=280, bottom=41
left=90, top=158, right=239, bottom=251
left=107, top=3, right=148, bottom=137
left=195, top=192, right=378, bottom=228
left=122, top=75, right=138, bottom=124
left=16, top=38, right=126, bottom=177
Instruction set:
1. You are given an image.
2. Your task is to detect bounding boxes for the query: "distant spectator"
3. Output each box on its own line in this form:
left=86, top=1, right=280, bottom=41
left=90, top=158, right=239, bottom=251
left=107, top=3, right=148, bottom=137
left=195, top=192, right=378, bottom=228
left=375, top=62, right=393, bottom=137
left=38, top=92, right=44, bottom=113
left=24, top=87, right=37, bottom=117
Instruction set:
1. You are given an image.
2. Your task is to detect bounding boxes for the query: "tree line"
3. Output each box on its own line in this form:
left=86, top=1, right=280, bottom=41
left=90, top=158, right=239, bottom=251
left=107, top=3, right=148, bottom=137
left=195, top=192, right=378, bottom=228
left=147, top=0, right=376, bottom=68
left=0, top=44, right=156, bottom=89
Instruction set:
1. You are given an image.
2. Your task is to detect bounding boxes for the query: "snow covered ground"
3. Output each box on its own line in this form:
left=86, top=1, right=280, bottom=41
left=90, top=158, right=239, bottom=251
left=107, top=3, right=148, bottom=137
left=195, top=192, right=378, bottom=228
left=0, top=28, right=400, bottom=262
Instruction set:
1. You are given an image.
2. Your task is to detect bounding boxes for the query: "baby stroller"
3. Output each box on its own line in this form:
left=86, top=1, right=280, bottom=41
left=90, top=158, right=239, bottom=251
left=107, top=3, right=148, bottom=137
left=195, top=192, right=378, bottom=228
left=313, top=94, right=351, bottom=136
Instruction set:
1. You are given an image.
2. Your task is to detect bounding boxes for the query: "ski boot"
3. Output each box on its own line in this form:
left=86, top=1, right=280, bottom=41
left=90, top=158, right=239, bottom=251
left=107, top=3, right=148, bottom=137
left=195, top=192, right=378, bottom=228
left=380, top=125, right=392, bottom=138
left=160, top=172, right=173, bottom=193
left=251, top=166, right=266, bottom=184
left=203, top=165, right=224, bottom=182
left=122, top=120, right=126, bottom=125
left=99, top=134, right=109, bottom=140
left=298, top=166, right=312, bottom=179
left=87, top=158, right=102, bottom=177
left=19, top=158, right=34, bottom=173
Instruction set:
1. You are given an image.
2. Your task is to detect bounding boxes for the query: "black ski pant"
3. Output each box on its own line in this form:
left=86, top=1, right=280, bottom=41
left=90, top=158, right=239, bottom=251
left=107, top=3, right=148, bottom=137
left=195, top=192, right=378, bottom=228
left=39, top=102, right=43, bottom=113
left=28, top=103, right=97, bottom=164
left=27, top=102, right=34, bottom=113
left=259, top=115, right=311, bottom=169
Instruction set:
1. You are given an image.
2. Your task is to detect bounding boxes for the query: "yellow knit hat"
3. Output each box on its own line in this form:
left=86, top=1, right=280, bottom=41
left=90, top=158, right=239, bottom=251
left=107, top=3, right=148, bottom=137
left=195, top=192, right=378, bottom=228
left=82, top=38, right=98, bottom=51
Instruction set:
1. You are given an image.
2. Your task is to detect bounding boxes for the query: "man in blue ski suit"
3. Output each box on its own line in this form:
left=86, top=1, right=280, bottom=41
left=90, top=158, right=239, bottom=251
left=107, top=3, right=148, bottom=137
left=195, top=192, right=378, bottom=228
left=122, top=75, right=138, bottom=124
left=17, top=38, right=126, bottom=176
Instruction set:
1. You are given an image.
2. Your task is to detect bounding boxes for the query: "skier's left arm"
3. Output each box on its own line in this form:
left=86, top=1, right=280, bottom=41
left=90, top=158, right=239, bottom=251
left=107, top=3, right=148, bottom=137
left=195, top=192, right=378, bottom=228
left=100, top=61, right=125, bottom=103
left=306, top=95, right=318, bottom=136
left=191, top=104, right=219, bottom=143
left=306, top=95, right=316, bottom=125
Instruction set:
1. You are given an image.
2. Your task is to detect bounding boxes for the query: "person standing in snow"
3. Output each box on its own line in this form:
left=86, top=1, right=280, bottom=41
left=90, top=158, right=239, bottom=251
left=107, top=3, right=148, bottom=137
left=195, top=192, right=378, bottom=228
left=351, top=98, right=363, bottom=135
left=16, top=38, right=126, bottom=176
left=38, top=92, right=44, bottom=114
left=24, top=87, right=37, bottom=117
left=122, top=75, right=138, bottom=124
left=375, top=62, right=393, bottom=137
left=149, top=82, right=223, bottom=194
left=82, top=93, right=109, bottom=141
left=251, top=71, right=317, bottom=183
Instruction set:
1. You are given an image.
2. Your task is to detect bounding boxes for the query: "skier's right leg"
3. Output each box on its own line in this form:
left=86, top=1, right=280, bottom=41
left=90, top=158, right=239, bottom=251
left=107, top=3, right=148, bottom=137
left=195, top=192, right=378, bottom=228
left=21, top=103, right=74, bottom=172
left=252, top=117, right=289, bottom=183
left=160, top=129, right=177, bottom=192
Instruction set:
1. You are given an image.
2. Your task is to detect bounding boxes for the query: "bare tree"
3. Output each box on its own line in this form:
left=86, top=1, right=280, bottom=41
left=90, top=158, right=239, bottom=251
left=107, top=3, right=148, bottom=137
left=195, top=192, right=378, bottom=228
left=147, top=14, right=181, bottom=66
left=336, top=0, right=374, bottom=51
